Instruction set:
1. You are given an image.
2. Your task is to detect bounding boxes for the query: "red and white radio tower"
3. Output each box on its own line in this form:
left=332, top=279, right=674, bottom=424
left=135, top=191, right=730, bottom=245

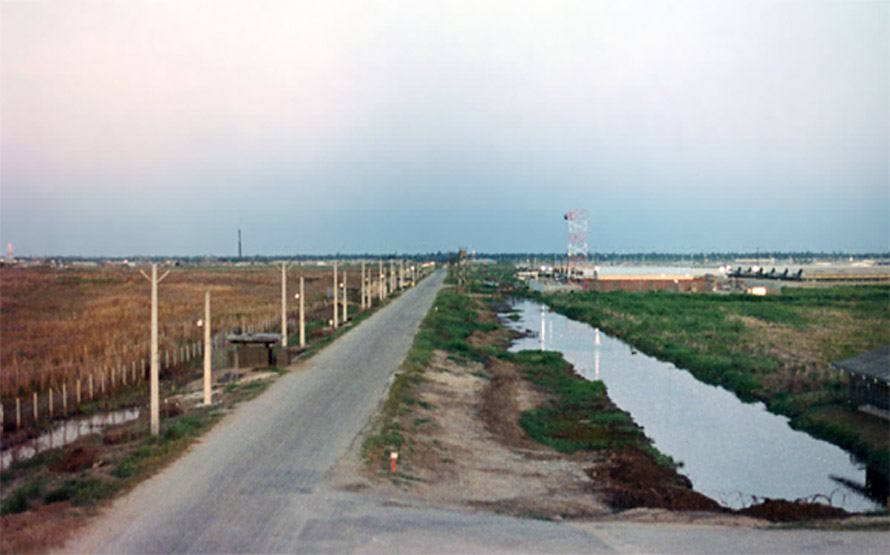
left=563, top=209, right=588, bottom=279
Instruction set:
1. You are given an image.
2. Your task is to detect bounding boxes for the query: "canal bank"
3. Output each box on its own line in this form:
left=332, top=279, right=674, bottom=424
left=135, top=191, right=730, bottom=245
left=342, top=265, right=884, bottom=524
left=506, top=299, right=882, bottom=513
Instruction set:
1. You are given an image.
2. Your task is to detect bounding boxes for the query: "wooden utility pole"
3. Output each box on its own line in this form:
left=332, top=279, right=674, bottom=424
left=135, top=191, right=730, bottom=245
left=280, top=262, right=288, bottom=347
left=140, top=263, right=170, bottom=436
left=379, top=260, right=384, bottom=299
left=203, top=290, right=212, bottom=406
left=389, top=259, right=395, bottom=293
left=333, top=262, right=339, bottom=328
left=299, top=276, right=306, bottom=348
left=360, top=261, right=366, bottom=310
left=342, top=270, right=348, bottom=323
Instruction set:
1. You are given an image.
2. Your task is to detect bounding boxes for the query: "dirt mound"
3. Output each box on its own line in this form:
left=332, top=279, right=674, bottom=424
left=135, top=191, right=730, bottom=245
left=587, top=450, right=722, bottom=512
left=1, top=501, right=87, bottom=554
left=50, top=446, right=97, bottom=473
left=737, top=499, right=849, bottom=522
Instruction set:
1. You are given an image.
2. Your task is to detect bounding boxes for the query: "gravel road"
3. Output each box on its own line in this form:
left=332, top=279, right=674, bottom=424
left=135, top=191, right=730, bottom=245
left=61, top=268, right=887, bottom=554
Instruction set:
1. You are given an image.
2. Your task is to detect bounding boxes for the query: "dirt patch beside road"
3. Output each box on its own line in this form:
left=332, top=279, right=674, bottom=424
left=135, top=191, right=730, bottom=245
left=330, top=351, right=612, bottom=519
left=330, top=346, right=738, bottom=522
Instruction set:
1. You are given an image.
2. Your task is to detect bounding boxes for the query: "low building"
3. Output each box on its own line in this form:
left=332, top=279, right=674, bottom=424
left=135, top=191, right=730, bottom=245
left=227, top=332, right=287, bottom=369
left=833, top=345, right=890, bottom=418
left=583, top=275, right=712, bottom=293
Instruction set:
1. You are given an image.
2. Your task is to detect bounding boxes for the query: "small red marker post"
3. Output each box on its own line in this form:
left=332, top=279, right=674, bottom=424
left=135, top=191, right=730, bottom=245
left=390, top=451, right=399, bottom=473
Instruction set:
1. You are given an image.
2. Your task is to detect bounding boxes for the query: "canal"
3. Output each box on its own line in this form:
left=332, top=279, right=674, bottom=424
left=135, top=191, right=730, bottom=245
left=506, top=299, right=881, bottom=513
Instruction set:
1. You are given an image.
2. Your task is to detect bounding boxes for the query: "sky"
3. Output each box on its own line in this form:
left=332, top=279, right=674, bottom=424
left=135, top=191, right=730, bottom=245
left=1, top=0, right=888, bottom=257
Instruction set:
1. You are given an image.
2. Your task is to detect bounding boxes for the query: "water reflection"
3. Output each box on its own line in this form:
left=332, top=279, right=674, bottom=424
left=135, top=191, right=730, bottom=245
left=507, top=299, right=881, bottom=512
left=1, top=409, right=140, bottom=470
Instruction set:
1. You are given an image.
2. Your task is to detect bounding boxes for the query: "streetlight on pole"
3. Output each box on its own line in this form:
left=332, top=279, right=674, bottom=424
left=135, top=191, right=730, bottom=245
left=297, top=277, right=305, bottom=348
left=198, top=291, right=211, bottom=406
left=342, top=270, right=348, bottom=323
left=280, top=262, right=288, bottom=347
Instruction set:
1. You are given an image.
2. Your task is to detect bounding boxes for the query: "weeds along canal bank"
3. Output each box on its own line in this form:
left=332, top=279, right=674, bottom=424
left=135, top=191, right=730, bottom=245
left=347, top=263, right=888, bottom=526
left=532, top=283, right=890, bottom=490
left=0, top=269, right=429, bottom=555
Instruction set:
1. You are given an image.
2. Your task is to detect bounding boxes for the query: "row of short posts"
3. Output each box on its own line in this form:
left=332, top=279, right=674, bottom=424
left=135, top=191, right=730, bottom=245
left=0, top=339, right=215, bottom=431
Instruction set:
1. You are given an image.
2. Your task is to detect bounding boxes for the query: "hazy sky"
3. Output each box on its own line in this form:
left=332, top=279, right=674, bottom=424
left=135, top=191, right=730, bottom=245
left=1, top=0, right=887, bottom=256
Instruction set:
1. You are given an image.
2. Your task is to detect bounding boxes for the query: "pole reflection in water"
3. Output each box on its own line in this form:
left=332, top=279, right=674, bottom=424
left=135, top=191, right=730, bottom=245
left=1, top=409, right=140, bottom=470
left=595, top=328, right=601, bottom=380
left=505, top=299, right=881, bottom=512
left=540, top=305, right=546, bottom=351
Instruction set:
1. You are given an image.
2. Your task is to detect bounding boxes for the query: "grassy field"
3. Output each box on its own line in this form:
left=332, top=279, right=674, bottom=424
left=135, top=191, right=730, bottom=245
left=0, top=264, right=376, bottom=404
left=536, top=284, right=889, bottom=477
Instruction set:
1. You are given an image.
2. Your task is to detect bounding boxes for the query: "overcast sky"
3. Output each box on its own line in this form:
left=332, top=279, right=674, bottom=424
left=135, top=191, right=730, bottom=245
left=1, top=0, right=887, bottom=257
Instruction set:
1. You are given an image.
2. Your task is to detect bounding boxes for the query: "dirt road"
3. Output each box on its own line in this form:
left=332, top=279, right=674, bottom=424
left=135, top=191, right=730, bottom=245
left=61, top=269, right=887, bottom=553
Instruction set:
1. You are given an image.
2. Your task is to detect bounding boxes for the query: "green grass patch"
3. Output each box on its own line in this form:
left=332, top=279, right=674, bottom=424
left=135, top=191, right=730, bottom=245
left=44, top=477, right=117, bottom=507
left=510, top=349, right=678, bottom=468
left=1, top=479, right=44, bottom=515
left=537, top=284, right=889, bottom=480
left=111, top=411, right=221, bottom=484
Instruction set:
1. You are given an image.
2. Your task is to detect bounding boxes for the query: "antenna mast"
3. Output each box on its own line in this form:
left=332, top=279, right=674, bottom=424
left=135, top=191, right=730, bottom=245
left=564, top=209, right=588, bottom=280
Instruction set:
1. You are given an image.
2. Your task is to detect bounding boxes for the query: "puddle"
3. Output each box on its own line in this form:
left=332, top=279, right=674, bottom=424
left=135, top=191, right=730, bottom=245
left=1, top=409, right=140, bottom=470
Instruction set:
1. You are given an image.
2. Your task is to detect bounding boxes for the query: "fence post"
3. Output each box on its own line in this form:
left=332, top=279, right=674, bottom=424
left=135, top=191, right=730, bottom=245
left=77, top=378, right=82, bottom=405
left=89, top=373, right=94, bottom=400
left=49, top=388, right=54, bottom=418
left=62, top=383, right=68, bottom=415
left=33, top=391, right=38, bottom=423
left=16, top=397, right=21, bottom=429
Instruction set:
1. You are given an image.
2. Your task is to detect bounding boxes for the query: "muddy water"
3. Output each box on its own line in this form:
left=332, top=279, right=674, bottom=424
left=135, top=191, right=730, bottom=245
left=506, top=299, right=881, bottom=512
left=1, top=409, right=140, bottom=470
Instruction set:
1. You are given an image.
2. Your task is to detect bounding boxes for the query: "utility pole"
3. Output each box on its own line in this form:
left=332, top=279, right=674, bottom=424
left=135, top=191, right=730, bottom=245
left=342, top=270, right=348, bottom=323
left=333, top=262, right=339, bottom=328
left=361, top=261, right=366, bottom=310
left=203, top=290, right=211, bottom=406
left=139, top=263, right=171, bottom=436
left=390, top=259, right=395, bottom=293
left=298, top=276, right=306, bottom=348
left=280, top=262, right=288, bottom=346
left=379, top=260, right=384, bottom=300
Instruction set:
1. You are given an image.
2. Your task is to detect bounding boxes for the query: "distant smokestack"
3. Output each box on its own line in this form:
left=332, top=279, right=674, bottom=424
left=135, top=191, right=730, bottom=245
left=238, top=229, right=242, bottom=260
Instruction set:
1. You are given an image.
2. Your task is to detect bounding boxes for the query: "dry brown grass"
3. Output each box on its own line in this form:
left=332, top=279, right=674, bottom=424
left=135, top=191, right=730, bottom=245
left=0, top=501, right=89, bottom=554
left=0, top=264, right=373, bottom=403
